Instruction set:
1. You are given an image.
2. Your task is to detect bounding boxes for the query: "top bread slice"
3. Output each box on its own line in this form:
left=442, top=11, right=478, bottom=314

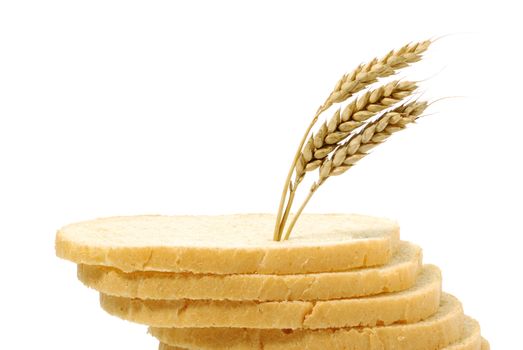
left=56, top=214, right=399, bottom=274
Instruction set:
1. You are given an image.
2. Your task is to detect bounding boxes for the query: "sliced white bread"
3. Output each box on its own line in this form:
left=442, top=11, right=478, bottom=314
left=100, top=265, right=440, bottom=329
left=444, top=317, right=482, bottom=350
left=56, top=214, right=399, bottom=274
left=151, top=292, right=462, bottom=350
left=79, top=241, right=421, bottom=301
left=158, top=339, right=490, bottom=350
left=158, top=329, right=487, bottom=350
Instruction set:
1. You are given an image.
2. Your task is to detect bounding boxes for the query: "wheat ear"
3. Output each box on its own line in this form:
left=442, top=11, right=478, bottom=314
left=274, top=40, right=431, bottom=240
left=325, top=40, right=431, bottom=106
left=283, top=101, right=428, bottom=240
left=295, top=80, right=417, bottom=185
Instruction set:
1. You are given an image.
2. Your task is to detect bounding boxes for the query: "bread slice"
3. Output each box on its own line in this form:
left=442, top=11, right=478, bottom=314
left=158, top=340, right=487, bottom=350
left=158, top=336, right=489, bottom=350
left=157, top=322, right=490, bottom=350
left=444, top=317, right=482, bottom=350
left=151, top=292, right=462, bottom=350
left=158, top=337, right=489, bottom=350
left=158, top=340, right=489, bottom=350
left=79, top=241, right=421, bottom=301
left=56, top=214, right=399, bottom=274
left=100, top=265, right=440, bottom=329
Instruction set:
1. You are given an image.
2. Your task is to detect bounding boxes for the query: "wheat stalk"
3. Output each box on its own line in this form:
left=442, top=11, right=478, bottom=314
left=282, top=101, right=429, bottom=240
left=274, top=40, right=431, bottom=241
left=295, top=80, right=417, bottom=185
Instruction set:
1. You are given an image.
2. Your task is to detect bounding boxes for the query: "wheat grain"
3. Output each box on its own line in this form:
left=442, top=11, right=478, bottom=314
left=295, top=81, right=418, bottom=184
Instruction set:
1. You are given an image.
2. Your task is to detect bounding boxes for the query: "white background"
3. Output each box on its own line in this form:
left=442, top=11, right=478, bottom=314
left=0, top=0, right=521, bottom=348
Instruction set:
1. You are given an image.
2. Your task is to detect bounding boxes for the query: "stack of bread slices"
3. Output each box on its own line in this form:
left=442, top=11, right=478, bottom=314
left=56, top=214, right=489, bottom=349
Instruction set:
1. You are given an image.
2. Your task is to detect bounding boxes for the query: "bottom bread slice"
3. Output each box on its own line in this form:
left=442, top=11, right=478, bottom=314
left=159, top=334, right=488, bottom=350
left=101, top=265, right=441, bottom=329
left=444, top=317, right=482, bottom=350
left=151, top=293, right=463, bottom=350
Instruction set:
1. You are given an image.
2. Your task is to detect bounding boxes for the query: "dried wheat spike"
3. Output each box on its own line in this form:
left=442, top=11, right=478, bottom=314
left=324, top=41, right=430, bottom=108
left=318, top=101, right=428, bottom=184
left=295, top=81, right=417, bottom=184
